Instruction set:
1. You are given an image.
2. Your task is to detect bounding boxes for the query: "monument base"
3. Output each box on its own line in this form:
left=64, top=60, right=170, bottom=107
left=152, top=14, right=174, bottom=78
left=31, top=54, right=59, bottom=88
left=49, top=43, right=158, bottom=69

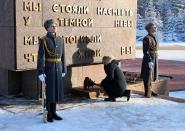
left=0, top=64, right=105, bottom=99
left=0, top=68, right=21, bottom=96
left=0, top=68, right=39, bottom=99
left=71, top=77, right=170, bottom=99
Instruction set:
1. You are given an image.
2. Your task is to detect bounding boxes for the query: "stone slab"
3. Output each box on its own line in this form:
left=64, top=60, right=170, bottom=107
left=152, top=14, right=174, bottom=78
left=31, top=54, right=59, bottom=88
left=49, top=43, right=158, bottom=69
left=0, top=0, right=14, bottom=27
left=21, top=70, right=39, bottom=99
left=71, top=78, right=170, bottom=99
left=0, top=27, right=15, bottom=70
left=0, top=69, right=8, bottom=96
left=0, top=68, right=21, bottom=96
left=14, top=0, right=137, bottom=70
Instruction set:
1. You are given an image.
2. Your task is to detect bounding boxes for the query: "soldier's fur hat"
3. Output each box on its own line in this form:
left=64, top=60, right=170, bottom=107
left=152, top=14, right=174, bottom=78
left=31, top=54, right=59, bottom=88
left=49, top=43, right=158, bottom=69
left=44, top=19, right=56, bottom=30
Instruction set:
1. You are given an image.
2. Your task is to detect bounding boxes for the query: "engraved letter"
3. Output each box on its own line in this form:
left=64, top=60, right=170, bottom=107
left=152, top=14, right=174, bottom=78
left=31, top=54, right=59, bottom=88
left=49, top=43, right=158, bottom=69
left=33, top=2, right=41, bottom=12
left=84, top=6, right=89, bottom=14
left=24, top=36, right=32, bottom=45
left=23, top=16, right=31, bottom=26
left=95, top=49, right=102, bottom=57
left=121, top=47, right=126, bottom=55
left=23, top=2, right=32, bottom=11
left=88, top=18, right=93, bottom=27
left=97, top=7, right=103, bottom=15
left=115, top=20, right=120, bottom=27
left=52, top=4, right=59, bottom=12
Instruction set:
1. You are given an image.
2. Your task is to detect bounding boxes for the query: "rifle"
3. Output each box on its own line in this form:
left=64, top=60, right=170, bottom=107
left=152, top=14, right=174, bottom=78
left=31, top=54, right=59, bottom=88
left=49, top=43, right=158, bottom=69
left=158, top=74, right=173, bottom=79
left=42, top=81, right=47, bottom=123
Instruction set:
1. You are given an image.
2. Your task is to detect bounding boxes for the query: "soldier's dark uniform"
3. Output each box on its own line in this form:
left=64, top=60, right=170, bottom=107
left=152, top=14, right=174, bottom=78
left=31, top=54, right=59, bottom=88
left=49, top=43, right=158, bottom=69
left=37, top=31, right=67, bottom=121
left=141, top=34, right=158, bottom=97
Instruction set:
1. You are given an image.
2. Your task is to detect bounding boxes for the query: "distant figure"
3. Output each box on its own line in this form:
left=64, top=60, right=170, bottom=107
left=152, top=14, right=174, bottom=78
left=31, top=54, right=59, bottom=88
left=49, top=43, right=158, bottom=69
left=37, top=19, right=67, bottom=122
left=101, top=56, right=131, bottom=102
left=141, top=22, right=159, bottom=98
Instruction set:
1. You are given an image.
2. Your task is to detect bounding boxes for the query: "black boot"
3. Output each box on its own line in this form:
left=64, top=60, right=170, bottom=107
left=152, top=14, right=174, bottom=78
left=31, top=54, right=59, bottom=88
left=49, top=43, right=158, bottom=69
left=51, top=103, right=63, bottom=120
left=47, top=113, right=53, bottom=122
left=144, top=91, right=147, bottom=97
left=46, top=103, right=53, bottom=122
left=123, top=90, right=131, bottom=102
left=104, top=97, right=116, bottom=102
left=52, top=114, right=63, bottom=120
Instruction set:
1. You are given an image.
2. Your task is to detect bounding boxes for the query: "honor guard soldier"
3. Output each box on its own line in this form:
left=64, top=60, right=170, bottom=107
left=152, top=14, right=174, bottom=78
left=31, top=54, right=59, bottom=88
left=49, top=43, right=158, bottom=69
left=141, top=23, right=159, bottom=98
left=37, top=19, right=67, bottom=122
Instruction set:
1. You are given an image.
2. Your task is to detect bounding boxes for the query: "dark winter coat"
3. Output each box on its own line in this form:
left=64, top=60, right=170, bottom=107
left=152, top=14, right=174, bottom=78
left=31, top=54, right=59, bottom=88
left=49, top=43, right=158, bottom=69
left=37, top=32, right=67, bottom=103
left=141, top=34, right=158, bottom=81
left=101, top=60, right=127, bottom=97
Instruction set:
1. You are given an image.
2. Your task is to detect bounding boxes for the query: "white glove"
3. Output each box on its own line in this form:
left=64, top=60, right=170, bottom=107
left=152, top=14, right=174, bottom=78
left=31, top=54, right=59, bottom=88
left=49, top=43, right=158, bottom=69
left=62, top=73, right=66, bottom=77
left=148, top=62, right=154, bottom=70
left=38, top=74, right=46, bottom=82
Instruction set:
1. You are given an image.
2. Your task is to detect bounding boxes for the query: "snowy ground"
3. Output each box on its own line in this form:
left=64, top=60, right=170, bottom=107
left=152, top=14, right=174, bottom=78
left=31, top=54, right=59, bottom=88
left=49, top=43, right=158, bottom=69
left=136, top=41, right=185, bottom=61
left=136, top=50, right=185, bottom=61
left=136, top=41, right=185, bottom=47
left=0, top=43, right=185, bottom=130
left=170, top=91, right=185, bottom=99
left=1, top=94, right=185, bottom=131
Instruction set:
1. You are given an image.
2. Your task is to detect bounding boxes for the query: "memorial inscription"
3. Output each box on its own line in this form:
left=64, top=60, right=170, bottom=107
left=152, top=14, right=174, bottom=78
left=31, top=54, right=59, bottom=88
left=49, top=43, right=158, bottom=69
left=0, top=0, right=137, bottom=98
left=0, top=0, right=137, bottom=70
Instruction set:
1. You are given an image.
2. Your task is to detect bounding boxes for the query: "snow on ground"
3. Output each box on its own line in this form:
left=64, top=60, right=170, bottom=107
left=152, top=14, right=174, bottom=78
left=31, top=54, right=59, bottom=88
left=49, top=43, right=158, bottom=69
left=0, top=42, right=185, bottom=131
left=136, top=50, right=185, bottom=61
left=170, top=91, right=185, bottom=99
left=1, top=94, right=185, bottom=131
left=136, top=41, right=185, bottom=46
left=136, top=42, right=185, bottom=62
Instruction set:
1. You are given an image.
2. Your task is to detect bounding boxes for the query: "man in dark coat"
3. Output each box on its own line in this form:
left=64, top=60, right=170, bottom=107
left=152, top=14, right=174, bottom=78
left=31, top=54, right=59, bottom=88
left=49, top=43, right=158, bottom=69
left=141, top=22, right=158, bottom=98
left=101, top=56, right=131, bottom=102
left=37, top=19, right=67, bottom=122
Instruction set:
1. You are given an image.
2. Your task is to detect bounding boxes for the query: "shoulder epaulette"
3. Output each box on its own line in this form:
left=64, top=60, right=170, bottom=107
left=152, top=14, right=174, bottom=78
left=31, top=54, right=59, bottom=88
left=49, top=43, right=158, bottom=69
left=41, top=36, right=56, bottom=57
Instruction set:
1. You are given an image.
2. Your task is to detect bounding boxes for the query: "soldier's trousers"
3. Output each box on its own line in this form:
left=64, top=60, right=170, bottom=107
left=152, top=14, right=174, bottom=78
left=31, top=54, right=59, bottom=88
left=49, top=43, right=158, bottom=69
left=46, top=103, right=56, bottom=116
left=143, top=69, right=152, bottom=97
left=143, top=79, right=151, bottom=97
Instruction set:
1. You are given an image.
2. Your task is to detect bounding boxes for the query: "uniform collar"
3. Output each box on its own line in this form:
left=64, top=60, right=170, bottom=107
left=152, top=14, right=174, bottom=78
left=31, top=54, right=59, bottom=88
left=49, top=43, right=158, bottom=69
left=46, top=32, right=56, bottom=39
left=148, top=33, right=156, bottom=38
left=148, top=33, right=158, bottom=45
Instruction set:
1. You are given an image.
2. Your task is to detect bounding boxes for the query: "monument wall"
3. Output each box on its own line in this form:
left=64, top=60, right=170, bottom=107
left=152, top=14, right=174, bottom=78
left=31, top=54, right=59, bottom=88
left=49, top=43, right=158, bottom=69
left=0, top=0, right=137, bottom=98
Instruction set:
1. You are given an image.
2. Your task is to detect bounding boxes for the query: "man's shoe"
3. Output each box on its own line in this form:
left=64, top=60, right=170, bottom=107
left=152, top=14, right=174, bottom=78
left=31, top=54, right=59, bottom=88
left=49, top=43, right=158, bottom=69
left=104, top=97, right=116, bottom=102
left=47, top=113, right=53, bottom=122
left=123, top=90, right=131, bottom=102
left=52, top=113, right=63, bottom=120
left=126, top=90, right=131, bottom=102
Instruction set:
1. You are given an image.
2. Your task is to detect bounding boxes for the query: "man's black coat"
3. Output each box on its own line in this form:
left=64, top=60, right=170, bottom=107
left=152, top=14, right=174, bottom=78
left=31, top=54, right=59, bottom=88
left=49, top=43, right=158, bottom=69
left=101, top=60, right=127, bottom=97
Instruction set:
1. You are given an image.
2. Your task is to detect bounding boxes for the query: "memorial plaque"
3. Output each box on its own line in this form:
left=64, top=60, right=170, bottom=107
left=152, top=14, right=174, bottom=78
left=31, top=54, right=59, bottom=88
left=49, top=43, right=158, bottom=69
left=0, top=0, right=137, bottom=71
left=16, top=0, right=136, bottom=70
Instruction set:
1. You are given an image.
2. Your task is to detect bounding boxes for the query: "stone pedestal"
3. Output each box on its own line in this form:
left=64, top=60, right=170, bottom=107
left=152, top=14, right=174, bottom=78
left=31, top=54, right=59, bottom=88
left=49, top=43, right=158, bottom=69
left=0, top=64, right=105, bottom=99
left=21, top=70, right=39, bottom=99
left=71, top=78, right=170, bottom=99
left=0, top=68, right=21, bottom=96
